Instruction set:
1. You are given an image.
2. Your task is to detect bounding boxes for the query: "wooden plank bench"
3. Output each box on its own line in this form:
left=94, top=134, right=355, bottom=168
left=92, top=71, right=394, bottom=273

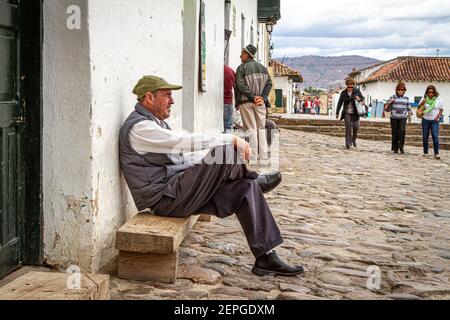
left=115, top=211, right=211, bottom=283
left=0, top=271, right=110, bottom=300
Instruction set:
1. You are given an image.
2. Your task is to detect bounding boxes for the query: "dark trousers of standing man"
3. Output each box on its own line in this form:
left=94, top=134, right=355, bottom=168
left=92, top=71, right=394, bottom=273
left=266, top=119, right=277, bottom=147
left=345, top=113, right=359, bottom=148
left=390, top=118, right=407, bottom=152
left=152, top=145, right=283, bottom=259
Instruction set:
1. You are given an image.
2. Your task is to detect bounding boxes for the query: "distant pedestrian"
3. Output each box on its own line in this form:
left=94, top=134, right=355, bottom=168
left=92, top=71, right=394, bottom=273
left=224, top=65, right=236, bottom=132
left=384, top=82, right=412, bottom=154
left=313, top=96, right=322, bottom=115
left=303, top=97, right=312, bottom=114
left=417, top=85, right=444, bottom=160
left=294, top=99, right=300, bottom=114
left=336, top=78, right=365, bottom=149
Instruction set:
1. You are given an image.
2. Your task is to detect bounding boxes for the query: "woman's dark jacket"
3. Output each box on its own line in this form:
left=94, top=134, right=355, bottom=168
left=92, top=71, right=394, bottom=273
left=336, top=88, right=365, bottom=121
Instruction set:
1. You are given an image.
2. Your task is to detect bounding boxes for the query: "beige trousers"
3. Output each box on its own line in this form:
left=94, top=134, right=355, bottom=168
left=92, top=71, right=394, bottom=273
left=239, top=102, right=268, bottom=159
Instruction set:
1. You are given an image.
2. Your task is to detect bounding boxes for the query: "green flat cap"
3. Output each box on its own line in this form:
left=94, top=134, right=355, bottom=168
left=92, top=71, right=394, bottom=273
left=133, top=75, right=182, bottom=99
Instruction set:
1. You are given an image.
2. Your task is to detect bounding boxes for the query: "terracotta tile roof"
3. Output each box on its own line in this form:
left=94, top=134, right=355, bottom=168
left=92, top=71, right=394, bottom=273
left=272, top=60, right=303, bottom=83
left=358, top=56, right=450, bottom=84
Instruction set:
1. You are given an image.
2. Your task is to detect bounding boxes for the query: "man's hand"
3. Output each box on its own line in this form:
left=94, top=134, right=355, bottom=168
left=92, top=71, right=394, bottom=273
left=233, top=136, right=252, bottom=161
left=254, top=96, right=264, bottom=106
left=335, top=113, right=340, bottom=120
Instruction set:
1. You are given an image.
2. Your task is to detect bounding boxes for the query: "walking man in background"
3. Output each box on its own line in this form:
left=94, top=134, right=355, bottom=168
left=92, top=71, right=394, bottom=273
left=235, top=44, right=273, bottom=161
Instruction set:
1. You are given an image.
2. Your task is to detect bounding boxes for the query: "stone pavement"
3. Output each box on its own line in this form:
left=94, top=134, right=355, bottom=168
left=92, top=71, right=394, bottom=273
left=110, top=129, right=450, bottom=300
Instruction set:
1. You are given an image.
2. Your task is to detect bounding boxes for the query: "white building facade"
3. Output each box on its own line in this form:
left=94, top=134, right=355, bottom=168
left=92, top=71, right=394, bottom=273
left=351, top=57, right=450, bottom=123
left=272, top=60, right=302, bottom=114
left=0, top=0, right=281, bottom=278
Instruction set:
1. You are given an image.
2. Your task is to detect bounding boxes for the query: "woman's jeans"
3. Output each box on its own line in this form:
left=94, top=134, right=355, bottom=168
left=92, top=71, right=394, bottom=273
left=224, top=104, right=234, bottom=132
left=422, top=119, right=440, bottom=155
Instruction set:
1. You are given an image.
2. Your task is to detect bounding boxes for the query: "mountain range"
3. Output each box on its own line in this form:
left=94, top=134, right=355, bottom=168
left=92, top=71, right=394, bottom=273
left=274, top=55, right=382, bottom=91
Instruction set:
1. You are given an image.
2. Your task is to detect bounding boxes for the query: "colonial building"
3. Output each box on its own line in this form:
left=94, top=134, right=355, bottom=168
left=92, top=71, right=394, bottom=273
left=350, top=56, right=450, bottom=122
left=0, top=0, right=282, bottom=279
left=272, top=60, right=303, bottom=114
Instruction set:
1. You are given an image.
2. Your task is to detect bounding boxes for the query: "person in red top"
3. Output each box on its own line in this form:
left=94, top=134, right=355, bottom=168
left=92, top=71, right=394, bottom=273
left=224, top=65, right=236, bottom=132
left=313, top=96, right=322, bottom=115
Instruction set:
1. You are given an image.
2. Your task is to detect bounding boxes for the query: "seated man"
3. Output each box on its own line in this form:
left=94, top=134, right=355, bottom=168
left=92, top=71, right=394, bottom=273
left=119, top=76, right=304, bottom=277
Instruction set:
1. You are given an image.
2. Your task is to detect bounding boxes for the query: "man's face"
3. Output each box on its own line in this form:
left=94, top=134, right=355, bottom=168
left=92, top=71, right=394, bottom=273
left=146, top=89, right=174, bottom=120
left=240, top=50, right=249, bottom=63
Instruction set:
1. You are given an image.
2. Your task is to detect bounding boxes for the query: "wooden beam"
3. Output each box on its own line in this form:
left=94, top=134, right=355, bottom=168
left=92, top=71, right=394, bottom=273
left=198, top=214, right=212, bottom=222
left=118, top=251, right=178, bottom=283
left=0, top=272, right=110, bottom=300
left=116, top=214, right=199, bottom=254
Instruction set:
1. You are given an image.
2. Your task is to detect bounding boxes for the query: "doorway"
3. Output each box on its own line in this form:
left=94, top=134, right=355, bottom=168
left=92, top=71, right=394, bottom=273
left=0, top=0, right=42, bottom=279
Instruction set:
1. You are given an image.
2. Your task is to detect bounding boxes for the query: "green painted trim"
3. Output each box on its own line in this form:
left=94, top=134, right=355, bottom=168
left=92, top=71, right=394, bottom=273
left=19, top=0, right=43, bottom=265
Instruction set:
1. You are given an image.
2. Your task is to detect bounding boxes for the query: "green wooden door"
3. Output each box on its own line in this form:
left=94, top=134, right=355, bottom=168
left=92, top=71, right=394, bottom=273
left=0, top=0, right=22, bottom=279
left=275, top=89, right=283, bottom=108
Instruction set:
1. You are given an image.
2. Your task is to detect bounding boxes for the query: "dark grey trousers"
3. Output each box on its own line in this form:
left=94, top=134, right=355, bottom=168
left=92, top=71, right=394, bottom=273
left=266, top=119, right=277, bottom=147
left=390, top=118, right=407, bottom=152
left=153, top=145, right=283, bottom=258
left=345, top=113, right=360, bottom=147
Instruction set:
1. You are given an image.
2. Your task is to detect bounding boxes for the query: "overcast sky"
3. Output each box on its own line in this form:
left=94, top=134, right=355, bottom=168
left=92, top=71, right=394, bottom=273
left=272, top=0, right=450, bottom=60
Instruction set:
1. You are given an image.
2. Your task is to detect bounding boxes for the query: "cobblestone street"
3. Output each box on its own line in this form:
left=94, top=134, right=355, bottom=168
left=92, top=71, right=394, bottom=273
left=111, top=129, right=450, bottom=300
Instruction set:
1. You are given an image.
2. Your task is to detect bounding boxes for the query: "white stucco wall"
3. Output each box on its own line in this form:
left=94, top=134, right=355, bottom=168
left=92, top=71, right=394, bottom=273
left=226, top=0, right=259, bottom=71
left=183, top=0, right=225, bottom=133
left=87, top=0, right=184, bottom=272
left=360, top=81, right=450, bottom=123
left=43, top=0, right=185, bottom=272
left=331, top=92, right=341, bottom=117
left=43, top=0, right=95, bottom=270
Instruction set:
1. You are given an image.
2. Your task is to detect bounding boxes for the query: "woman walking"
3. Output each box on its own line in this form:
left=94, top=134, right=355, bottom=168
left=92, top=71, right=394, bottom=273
left=418, top=85, right=444, bottom=160
left=385, top=82, right=412, bottom=154
left=313, top=96, right=322, bottom=116
left=336, top=78, right=365, bottom=149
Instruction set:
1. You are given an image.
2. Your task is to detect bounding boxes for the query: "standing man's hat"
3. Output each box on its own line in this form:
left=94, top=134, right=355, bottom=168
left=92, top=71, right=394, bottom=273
left=133, top=75, right=182, bottom=100
left=243, top=44, right=257, bottom=59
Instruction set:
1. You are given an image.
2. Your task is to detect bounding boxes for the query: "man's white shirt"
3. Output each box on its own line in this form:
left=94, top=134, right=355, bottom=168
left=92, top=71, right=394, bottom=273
left=129, top=120, right=235, bottom=165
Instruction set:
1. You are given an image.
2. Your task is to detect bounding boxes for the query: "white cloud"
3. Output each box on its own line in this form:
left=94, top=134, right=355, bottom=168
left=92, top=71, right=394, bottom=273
left=272, top=0, right=450, bottom=60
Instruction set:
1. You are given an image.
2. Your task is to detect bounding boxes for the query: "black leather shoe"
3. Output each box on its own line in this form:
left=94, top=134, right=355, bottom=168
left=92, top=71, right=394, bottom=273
left=256, top=171, right=282, bottom=194
left=252, top=251, right=304, bottom=277
left=352, top=140, right=357, bottom=148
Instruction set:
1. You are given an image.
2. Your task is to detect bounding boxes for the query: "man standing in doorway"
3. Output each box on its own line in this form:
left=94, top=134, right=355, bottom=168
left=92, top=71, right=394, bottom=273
left=224, top=65, right=235, bottom=133
left=235, top=44, right=272, bottom=161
